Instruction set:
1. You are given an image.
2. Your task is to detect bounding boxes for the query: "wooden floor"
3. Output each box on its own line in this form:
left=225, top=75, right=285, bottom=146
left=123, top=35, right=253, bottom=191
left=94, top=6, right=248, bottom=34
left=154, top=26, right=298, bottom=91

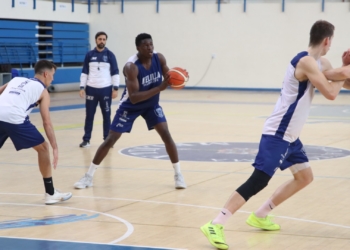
left=0, top=88, right=349, bottom=250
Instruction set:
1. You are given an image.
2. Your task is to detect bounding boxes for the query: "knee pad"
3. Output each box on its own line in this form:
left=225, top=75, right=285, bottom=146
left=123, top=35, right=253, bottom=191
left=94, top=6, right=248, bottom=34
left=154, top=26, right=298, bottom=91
left=236, top=169, right=271, bottom=201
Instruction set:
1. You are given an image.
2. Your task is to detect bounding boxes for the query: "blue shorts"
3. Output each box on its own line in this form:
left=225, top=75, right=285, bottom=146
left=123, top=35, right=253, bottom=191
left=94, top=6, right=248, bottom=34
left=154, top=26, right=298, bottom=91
left=110, top=104, right=167, bottom=133
left=0, top=120, right=45, bottom=151
left=252, top=134, right=309, bottom=176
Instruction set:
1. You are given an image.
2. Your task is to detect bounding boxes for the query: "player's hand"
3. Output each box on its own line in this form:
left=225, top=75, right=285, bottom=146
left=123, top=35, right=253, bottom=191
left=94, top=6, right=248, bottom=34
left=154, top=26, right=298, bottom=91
left=52, top=148, right=58, bottom=170
left=112, top=90, right=118, bottom=99
left=159, top=74, right=170, bottom=91
left=79, top=89, right=85, bottom=98
left=342, top=49, right=350, bottom=66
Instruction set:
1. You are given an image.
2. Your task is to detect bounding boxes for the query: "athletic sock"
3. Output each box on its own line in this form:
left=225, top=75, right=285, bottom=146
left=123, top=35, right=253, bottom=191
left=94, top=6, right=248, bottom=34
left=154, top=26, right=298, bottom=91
left=212, top=208, right=232, bottom=225
left=87, top=162, right=98, bottom=176
left=255, top=199, right=276, bottom=218
left=173, top=162, right=181, bottom=174
left=43, top=177, right=54, bottom=195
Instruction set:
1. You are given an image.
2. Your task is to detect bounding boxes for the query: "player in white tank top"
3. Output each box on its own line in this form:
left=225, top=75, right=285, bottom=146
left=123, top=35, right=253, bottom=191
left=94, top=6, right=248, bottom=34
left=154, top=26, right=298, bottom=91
left=201, top=20, right=350, bottom=250
left=0, top=77, right=45, bottom=124
left=0, top=60, right=72, bottom=205
left=263, top=54, right=322, bottom=142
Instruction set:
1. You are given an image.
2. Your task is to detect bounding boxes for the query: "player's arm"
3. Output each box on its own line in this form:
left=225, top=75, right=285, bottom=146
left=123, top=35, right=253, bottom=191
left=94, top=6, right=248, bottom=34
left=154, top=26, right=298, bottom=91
left=79, top=53, right=90, bottom=98
left=297, top=56, right=343, bottom=100
left=123, top=62, right=165, bottom=104
left=343, top=79, right=350, bottom=90
left=323, top=50, right=350, bottom=81
left=158, top=53, right=170, bottom=77
left=0, top=83, right=8, bottom=94
left=38, top=89, right=58, bottom=169
left=109, top=52, right=120, bottom=99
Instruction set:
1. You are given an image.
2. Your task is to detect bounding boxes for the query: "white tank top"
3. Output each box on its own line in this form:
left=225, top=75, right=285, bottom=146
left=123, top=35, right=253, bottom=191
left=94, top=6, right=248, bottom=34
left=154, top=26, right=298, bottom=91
left=262, top=52, right=321, bottom=142
left=0, top=77, right=45, bottom=124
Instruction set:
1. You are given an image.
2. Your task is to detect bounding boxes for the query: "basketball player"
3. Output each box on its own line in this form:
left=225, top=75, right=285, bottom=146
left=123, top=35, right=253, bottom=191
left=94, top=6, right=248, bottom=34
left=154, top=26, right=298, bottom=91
left=79, top=31, right=120, bottom=148
left=200, top=20, right=350, bottom=250
left=74, top=33, right=187, bottom=190
left=0, top=60, right=72, bottom=205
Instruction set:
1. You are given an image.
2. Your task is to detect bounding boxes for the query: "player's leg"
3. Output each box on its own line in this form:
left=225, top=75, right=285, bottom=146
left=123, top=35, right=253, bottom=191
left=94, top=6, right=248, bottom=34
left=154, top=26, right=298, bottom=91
left=143, top=105, right=186, bottom=189
left=98, top=86, right=112, bottom=140
left=74, top=108, right=137, bottom=189
left=81, top=86, right=99, bottom=147
left=5, top=120, right=72, bottom=204
left=249, top=139, right=312, bottom=229
left=201, top=135, right=285, bottom=249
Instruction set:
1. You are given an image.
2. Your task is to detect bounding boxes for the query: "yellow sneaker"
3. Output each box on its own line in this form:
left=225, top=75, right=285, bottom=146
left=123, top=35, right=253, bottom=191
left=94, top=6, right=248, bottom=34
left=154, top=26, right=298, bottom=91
left=200, top=221, right=229, bottom=250
left=246, top=213, right=280, bottom=231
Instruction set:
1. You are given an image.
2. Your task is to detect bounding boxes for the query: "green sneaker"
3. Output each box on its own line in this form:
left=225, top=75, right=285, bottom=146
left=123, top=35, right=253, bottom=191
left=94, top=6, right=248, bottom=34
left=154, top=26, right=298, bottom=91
left=246, top=212, right=280, bottom=231
left=200, top=221, right=229, bottom=250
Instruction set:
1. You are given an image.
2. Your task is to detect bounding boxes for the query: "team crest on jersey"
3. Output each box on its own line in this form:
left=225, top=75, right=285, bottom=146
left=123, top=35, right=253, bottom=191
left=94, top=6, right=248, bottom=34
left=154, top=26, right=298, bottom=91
left=154, top=107, right=164, bottom=118
left=103, top=56, right=108, bottom=62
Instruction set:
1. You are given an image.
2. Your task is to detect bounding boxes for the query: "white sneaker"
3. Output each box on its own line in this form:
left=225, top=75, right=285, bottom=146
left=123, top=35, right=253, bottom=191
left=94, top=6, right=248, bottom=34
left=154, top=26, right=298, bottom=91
left=174, top=173, right=187, bottom=189
left=74, top=173, right=93, bottom=189
left=45, top=189, right=72, bottom=205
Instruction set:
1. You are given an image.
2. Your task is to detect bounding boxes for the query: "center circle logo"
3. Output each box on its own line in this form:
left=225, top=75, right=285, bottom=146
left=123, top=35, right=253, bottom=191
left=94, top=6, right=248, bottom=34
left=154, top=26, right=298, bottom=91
left=120, top=142, right=350, bottom=162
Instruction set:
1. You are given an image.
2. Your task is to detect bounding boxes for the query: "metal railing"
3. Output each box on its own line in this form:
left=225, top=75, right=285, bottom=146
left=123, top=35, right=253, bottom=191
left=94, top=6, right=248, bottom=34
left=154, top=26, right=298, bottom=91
left=14, top=0, right=349, bottom=13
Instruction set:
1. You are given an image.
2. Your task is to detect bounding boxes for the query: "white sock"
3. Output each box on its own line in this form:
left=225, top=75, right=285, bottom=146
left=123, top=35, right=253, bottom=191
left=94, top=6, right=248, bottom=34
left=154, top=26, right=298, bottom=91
left=255, top=199, right=276, bottom=218
left=212, top=208, right=232, bottom=225
left=173, top=162, right=181, bottom=174
left=87, top=162, right=98, bottom=177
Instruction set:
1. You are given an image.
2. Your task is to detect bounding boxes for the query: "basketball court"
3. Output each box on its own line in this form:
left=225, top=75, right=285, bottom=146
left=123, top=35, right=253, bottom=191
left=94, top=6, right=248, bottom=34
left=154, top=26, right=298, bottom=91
left=0, top=89, right=349, bottom=249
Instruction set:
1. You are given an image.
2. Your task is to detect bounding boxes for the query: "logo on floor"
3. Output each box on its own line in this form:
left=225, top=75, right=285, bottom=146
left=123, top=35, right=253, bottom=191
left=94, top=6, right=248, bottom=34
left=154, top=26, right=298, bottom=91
left=120, top=142, right=350, bottom=162
left=0, top=214, right=99, bottom=229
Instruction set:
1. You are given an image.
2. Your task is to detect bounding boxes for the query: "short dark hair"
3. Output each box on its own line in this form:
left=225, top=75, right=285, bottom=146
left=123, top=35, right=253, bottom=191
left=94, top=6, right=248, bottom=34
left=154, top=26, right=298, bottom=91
left=34, top=60, right=57, bottom=74
left=95, top=31, right=108, bottom=40
left=309, top=20, right=334, bottom=47
left=135, top=33, right=152, bottom=47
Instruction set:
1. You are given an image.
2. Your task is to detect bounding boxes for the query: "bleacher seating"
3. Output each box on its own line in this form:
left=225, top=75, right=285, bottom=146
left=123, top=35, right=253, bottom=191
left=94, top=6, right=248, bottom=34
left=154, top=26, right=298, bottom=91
left=0, top=19, right=90, bottom=71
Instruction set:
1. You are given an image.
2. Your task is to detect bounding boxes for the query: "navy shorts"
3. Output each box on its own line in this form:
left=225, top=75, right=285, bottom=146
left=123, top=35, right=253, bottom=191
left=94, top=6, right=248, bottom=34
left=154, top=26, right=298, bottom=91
left=252, top=134, right=309, bottom=176
left=0, top=120, right=45, bottom=151
left=110, top=104, right=167, bottom=133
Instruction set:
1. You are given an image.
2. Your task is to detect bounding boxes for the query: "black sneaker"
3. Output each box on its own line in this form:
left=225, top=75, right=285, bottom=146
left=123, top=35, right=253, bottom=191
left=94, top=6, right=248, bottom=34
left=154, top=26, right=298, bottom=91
left=79, top=141, right=90, bottom=148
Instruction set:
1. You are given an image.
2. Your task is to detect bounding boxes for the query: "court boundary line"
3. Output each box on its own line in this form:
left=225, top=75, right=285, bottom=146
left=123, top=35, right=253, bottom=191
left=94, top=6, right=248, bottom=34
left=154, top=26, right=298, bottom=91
left=0, top=202, right=134, bottom=244
left=0, top=236, right=186, bottom=250
left=1, top=194, right=350, bottom=230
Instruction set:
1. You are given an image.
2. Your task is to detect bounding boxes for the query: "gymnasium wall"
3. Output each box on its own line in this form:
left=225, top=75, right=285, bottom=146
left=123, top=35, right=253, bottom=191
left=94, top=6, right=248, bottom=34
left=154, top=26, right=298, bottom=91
left=89, top=2, right=350, bottom=89
left=0, top=1, right=89, bottom=23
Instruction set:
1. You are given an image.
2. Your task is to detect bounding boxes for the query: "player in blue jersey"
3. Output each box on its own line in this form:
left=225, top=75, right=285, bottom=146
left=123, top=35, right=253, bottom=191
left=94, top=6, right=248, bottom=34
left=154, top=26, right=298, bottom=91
left=74, top=33, right=187, bottom=190
left=200, top=20, right=350, bottom=250
left=79, top=31, right=120, bottom=148
left=0, top=60, right=72, bottom=205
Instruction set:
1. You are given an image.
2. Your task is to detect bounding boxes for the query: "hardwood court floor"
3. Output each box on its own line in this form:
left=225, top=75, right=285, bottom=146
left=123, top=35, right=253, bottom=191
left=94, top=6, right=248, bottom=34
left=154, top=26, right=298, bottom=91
left=0, top=88, right=349, bottom=250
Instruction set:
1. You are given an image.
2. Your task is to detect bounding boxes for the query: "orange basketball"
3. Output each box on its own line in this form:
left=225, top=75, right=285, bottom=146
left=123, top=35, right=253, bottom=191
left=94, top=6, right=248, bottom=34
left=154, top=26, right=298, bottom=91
left=167, top=67, right=189, bottom=89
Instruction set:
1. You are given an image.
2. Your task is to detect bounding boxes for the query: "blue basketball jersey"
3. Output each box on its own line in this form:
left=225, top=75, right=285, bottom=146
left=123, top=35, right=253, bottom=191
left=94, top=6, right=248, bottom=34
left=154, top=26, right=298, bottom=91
left=119, top=52, right=163, bottom=110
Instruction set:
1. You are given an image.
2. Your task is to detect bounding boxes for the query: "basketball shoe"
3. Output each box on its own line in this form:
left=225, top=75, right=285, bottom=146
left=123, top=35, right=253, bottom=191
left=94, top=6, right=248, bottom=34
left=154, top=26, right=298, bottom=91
left=79, top=141, right=90, bottom=148
left=200, top=221, right=229, bottom=250
left=174, top=173, right=186, bottom=189
left=246, top=212, right=280, bottom=230
left=74, top=173, right=93, bottom=189
left=45, top=189, right=72, bottom=205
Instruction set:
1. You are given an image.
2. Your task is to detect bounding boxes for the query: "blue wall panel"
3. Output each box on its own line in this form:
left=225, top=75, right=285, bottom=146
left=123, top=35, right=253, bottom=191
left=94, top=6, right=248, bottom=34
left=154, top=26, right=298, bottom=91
left=52, top=31, right=89, bottom=39
left=51, top=22, right=89, bottom=31
left=0, top=30, right=37, bottom=38
left=20, top=67, right=82, bottom=84
left=0, top=20, right=38, bottom=30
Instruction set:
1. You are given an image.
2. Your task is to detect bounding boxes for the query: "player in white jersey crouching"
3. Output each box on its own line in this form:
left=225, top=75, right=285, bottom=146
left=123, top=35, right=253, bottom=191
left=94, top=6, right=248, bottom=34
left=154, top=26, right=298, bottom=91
left=0, top=60, right=72, bottom=205
left=200, top=20, right=350, bottom=250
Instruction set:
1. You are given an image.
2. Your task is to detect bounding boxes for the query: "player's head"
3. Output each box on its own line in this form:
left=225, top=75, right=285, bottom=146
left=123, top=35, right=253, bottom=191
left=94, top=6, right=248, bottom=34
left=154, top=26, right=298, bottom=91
left=309, top=20, right=334, bottom=55
left=95, top=31, right=107, bottom=50
left=135, top=33, right=153, bottom=58
left=34, top=60, right=57, bottom=87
